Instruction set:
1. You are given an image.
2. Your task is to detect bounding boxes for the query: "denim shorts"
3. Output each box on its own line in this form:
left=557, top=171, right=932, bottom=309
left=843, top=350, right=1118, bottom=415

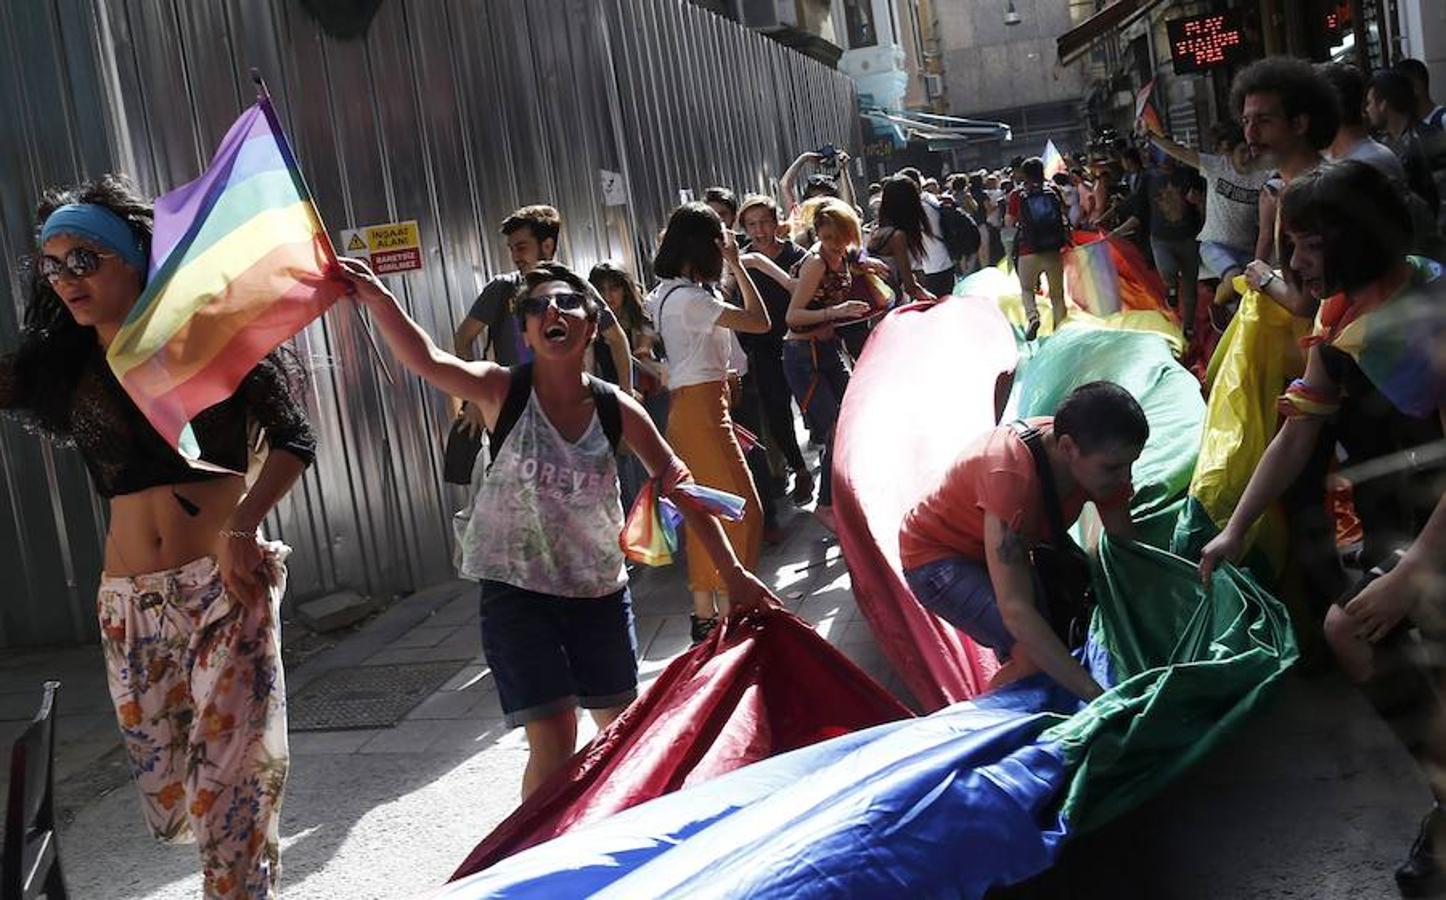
left=904, top=556, right=1019, bottom=662
left=478, top=580, right=639, bottom=728
left=1199, top=241, right=1252, bottom=280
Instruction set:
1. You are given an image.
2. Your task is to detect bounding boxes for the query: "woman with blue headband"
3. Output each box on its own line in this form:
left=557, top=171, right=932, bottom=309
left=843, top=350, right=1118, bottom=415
left=1, top=175, right=315, bottom=899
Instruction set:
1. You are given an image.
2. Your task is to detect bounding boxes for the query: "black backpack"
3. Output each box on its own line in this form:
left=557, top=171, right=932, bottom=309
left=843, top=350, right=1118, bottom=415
left=487, top=363, right=623, bottom=470
left=938, top=201, right=981, bottom=261
left=1010, top=420, right=1094, bottom=649
left=1016, top=186, right=1069, bottom=254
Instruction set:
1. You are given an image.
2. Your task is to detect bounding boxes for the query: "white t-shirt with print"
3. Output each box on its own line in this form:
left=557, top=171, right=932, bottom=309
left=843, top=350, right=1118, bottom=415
left=1195, top=152, right=1270, bottom=251
left=645, top=278, right=734, bottom=390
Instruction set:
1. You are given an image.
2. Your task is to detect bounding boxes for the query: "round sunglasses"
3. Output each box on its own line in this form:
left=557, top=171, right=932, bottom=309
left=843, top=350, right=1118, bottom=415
left=39, top=246, right=117, bottom=283
left=516, top=291, right=589, bottom=318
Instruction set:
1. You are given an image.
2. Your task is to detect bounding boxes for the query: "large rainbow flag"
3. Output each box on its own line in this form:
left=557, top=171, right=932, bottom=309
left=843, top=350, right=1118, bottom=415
left=106, top=96, right=342, bottom=462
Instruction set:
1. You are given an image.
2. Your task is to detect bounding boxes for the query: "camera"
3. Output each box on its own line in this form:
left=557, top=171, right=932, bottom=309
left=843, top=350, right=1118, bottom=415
left=816, top=144, right=840, bottom=177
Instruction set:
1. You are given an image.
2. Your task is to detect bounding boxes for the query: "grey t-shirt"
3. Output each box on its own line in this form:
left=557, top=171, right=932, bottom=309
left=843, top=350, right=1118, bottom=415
left=1329, top=137, right=1408, bottom=186
left=1196, top=153, right=1269, bottom=250
left=467, top=272, right=527, bottom=366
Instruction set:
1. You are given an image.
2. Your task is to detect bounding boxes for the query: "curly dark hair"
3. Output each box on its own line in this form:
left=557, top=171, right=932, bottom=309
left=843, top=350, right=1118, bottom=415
left=1231, top=56, right=1341, bottom=150
left=8, top=175, right=154, bottom=435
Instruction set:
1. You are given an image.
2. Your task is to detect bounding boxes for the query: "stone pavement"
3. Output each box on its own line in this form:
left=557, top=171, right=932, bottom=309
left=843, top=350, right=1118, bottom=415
left=2, top=502, right=1428, bottom=899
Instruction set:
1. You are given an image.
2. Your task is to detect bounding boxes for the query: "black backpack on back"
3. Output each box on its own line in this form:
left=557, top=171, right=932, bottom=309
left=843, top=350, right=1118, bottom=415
left=938, top=201, right=981, bottom=261
left=1017, top=186, right=1068, bottom=254
left=487, top=363, right=623, bottom=471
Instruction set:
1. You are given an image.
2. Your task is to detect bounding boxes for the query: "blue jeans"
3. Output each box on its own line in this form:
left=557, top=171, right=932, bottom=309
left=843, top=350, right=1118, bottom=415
left=904, top=556, right=1022, bottom=662
left=782, top=338, right=850, bottom=507
left=479, top=580, right=638, bottom=727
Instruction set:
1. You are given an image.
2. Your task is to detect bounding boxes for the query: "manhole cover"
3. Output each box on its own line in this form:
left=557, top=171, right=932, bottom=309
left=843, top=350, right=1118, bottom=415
left=289, top=661, right=466, bottom=731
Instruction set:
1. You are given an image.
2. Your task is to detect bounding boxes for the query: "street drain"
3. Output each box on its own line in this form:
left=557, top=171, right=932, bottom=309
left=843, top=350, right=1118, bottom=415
left=289, top=661, right=466, bottom=731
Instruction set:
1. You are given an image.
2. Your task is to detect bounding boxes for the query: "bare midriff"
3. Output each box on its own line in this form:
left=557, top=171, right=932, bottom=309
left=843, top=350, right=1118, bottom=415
left=103, top=477, right=245, bottom=576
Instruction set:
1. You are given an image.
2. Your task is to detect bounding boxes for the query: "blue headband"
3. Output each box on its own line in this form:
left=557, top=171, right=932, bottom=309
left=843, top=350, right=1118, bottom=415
left=40, top=203, right=147, bottom=272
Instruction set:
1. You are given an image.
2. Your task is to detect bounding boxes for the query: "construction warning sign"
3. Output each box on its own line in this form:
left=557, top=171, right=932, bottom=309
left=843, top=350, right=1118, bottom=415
left=337, top=219, right=423, bottom=275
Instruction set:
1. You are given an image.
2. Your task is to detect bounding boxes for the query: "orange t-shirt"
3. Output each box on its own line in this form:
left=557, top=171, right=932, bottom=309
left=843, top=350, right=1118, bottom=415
left=898, top=417, right=1131, bottom=570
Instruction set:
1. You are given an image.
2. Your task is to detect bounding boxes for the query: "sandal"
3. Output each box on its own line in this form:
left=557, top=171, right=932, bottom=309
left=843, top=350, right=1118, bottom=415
left=689, top=613, right=719, bottom=646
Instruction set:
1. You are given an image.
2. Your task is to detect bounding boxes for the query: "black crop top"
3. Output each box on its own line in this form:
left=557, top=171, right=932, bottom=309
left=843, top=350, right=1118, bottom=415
left=0, top=344, right=316, bottom=498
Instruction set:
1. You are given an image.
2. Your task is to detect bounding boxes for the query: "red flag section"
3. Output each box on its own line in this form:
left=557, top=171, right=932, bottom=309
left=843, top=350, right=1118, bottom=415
left=831, top=298, right=1021, bottom=711
left=449, top=608, right=911, bottom=880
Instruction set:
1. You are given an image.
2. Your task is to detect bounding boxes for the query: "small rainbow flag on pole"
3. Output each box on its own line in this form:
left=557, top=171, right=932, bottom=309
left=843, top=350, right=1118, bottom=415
left=106, top=81, right=343, bottom=463
left=1041, top=139, right=1066, bottom=180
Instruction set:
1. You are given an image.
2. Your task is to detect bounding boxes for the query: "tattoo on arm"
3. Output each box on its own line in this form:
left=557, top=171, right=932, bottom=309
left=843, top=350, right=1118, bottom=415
left=997, top=527, right=1027, bottom=565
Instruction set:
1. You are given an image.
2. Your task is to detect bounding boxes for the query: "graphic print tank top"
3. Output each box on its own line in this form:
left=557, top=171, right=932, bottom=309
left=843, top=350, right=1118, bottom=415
left=460, top=391, right=626, bottom=598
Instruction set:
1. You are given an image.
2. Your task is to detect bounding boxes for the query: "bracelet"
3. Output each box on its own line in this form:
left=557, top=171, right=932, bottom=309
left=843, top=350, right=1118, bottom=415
left=1259, top=271, right=1277, bottom=290
left=219, top=529, right=255, bottom=539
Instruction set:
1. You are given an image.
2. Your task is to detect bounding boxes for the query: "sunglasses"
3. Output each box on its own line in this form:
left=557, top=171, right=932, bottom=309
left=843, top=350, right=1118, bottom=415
left=39, top=246, right=116, bottom=283
left=517, top=291, right=589, bottom=318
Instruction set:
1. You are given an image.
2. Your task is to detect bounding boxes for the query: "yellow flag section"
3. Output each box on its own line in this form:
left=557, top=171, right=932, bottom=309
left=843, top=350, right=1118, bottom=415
left=1187, top=281, right=1311, bottom=565
left=961, top=266, right=1184, bottom=355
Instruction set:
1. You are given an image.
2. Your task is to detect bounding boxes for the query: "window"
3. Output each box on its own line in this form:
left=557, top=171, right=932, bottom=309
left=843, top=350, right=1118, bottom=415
left=844, top=0, right=879, bottom=49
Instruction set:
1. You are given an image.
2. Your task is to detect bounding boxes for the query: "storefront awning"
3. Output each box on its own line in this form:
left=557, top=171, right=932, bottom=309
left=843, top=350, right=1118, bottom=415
left=862, top=107, right=1012, bottom=143
left=1056, top=0, right=1167, bottom=68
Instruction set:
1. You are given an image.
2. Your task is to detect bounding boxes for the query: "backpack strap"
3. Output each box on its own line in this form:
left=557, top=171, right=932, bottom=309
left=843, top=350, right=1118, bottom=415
left=488, top=362, right=534, bottom=464
left=1009, top=420, right=1068, bottom=544
left=586, top=374, right=623, bottom=452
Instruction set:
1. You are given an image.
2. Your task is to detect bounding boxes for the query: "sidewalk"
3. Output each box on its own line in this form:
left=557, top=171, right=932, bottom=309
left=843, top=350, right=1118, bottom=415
left=4, top=502, right=1427, bottom=899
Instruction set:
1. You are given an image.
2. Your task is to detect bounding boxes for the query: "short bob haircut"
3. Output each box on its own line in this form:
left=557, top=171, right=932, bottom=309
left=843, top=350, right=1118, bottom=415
left=737, top=193, right=780, bottom=224
left=1230, top=56, right=1340, bottom=151
left=703, top=186, right=738, bottom=214
left=653, top=202, right=724, bottom=283
left=800, top=196, right=863, bottom=249
left=511, top=261, right=601, bottom=324
left=1054, top=380, right=1149, bottom=454
left=1278, top=160, right=1410, bottom=296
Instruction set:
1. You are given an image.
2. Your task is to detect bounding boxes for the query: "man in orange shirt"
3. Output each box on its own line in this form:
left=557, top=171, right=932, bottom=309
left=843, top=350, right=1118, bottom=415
left=899, top=382, right=1147, bottom=701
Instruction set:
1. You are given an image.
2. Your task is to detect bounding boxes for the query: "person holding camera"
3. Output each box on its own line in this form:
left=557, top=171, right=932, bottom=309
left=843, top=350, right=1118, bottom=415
left=899, top=382, right=1148, bottom=700
left=781, top=146, right=857, bottom=228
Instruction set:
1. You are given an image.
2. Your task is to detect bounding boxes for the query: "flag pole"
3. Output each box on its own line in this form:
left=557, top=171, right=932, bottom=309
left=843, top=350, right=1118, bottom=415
left=250, top=69, right=394, bottom=386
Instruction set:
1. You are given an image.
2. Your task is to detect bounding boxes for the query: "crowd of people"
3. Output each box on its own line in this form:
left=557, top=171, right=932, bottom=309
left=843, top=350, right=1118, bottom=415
left=1, top=48, right=1444, bottom=900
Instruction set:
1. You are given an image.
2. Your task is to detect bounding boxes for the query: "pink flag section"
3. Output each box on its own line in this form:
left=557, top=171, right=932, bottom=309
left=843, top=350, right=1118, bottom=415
left=832, top=297, right=1020, bottom=710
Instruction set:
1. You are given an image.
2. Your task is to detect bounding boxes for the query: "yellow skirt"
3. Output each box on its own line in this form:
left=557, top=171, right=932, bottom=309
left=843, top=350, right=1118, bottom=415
left=666, top=381, right=763, bottom=592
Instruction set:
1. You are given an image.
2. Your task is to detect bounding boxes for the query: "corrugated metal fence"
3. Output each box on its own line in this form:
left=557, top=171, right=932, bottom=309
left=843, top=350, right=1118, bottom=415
left=0, top=0, right=859, bottom=647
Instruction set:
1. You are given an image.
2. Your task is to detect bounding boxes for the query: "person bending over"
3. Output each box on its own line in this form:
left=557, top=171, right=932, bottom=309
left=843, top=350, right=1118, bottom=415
left=899, top=382, right=1148, bottom=701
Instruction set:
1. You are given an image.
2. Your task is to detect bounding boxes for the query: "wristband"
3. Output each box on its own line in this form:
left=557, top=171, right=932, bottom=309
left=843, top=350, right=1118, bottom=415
left=220, top=529, right=255, bottom=539
left=1259, top=271, right=1277, bottom=290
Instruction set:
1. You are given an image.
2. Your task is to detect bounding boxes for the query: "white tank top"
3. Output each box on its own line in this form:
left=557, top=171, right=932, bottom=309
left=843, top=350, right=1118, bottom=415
left=460, top=391, right=626, bottom=598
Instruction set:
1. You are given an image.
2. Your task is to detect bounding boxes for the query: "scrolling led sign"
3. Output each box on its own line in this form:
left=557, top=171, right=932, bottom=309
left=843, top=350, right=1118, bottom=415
left=1166, top=12, right=1248, bottom=74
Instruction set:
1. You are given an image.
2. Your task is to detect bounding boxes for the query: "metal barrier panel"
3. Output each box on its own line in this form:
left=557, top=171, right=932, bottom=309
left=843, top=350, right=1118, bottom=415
left=0, top=0, right=858, bottom=647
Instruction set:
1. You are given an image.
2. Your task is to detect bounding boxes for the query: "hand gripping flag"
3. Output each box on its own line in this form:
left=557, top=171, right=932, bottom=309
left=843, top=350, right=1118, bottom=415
left=106, top=93, right=343, bottom=464
left=621, top=480, right=748, bottom=566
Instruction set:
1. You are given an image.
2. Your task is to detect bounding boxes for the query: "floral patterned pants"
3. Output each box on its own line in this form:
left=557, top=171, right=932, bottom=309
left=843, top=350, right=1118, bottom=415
left=98, top=547, right=289, bottom=899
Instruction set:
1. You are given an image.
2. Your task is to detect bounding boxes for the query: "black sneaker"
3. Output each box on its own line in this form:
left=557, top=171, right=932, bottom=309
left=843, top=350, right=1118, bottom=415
left=1024, top=316, right=1041, bottom=342
left=790, top=469, right=815, bottom=505
left=689, top=614, right=719, bottom=646
left=1397, top=805, right=1446, bottom=897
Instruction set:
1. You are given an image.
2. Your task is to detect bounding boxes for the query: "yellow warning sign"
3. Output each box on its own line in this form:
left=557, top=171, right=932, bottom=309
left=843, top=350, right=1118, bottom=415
left=364, top=220, right=421, bottom=253
left=337, top=219, right=424, bottom=274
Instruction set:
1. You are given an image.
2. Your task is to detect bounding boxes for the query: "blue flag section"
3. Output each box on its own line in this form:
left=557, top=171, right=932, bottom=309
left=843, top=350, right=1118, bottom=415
left=437, top=324, right=1297, bottom=899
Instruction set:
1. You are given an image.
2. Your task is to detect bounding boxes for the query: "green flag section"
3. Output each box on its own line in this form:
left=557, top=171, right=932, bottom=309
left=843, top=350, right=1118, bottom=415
left=1012, top=326, right=1205, bottom=551
left=1052, top=536, right=1298, bottom=833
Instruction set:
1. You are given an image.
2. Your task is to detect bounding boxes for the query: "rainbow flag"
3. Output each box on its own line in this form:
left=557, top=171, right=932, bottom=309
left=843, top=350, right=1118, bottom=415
left=107, top=97, right=342, bottom=462
left=621, top=480, right=748, bottom=566
left=1042, top=139, right=1066, bottom=180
